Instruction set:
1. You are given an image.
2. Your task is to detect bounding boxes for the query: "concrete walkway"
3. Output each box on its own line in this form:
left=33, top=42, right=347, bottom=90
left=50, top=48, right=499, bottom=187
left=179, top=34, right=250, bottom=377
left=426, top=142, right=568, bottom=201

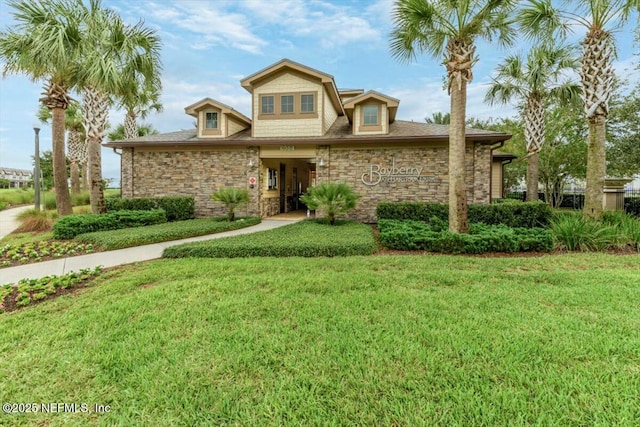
left=0, top=209, right=299, bottom=284
left=0, top=205, right=31, bottom=240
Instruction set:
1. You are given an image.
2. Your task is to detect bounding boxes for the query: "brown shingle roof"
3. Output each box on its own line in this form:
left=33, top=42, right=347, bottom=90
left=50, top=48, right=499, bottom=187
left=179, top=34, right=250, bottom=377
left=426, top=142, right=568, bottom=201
left=104, top=117, right=510, bottom=148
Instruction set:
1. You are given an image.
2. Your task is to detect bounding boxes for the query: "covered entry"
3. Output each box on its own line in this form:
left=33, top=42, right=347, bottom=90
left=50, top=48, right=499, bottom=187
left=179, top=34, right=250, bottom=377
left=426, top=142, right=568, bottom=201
left=259, top=145, right=317, bottom=217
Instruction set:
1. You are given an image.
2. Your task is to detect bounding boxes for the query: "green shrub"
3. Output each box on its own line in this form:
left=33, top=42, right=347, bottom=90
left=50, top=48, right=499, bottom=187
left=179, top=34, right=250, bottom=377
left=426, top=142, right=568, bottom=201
left=551, top=213, right=621, bottom=252
left=603, top=211, right=640, bottom=251
left=625, top=197, right=640, bottom=217
left=0, top=201, right=7, bottom=211
left=43, top=192, right=57, bottom=210
left=53, top=209, right=167, bottom=239
left=71, top=192, right=91, bottom=206
left=163, top=220, right=377, bottom=258
left=105, top=196, right=195, bottom=221
left=378, top=220, right=553, bottom=254
left=76, top=217, right=261, bottom=250
left=210, top=188, right=250, bottom=222
left=376, top=201, right=552, bottom=228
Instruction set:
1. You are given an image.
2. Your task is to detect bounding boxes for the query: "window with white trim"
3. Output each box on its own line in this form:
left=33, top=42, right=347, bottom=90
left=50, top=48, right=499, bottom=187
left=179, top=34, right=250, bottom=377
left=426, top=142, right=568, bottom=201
left=205, top=112, right=218, bottom=129
left=363, top=105, right=378, bottom=125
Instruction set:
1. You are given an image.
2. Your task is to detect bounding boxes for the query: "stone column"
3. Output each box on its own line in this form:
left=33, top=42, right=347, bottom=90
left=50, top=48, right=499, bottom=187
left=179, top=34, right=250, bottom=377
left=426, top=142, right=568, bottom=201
left=603, top=178, right=632, bottom=211
left=121, top=148, right=134, bottom=198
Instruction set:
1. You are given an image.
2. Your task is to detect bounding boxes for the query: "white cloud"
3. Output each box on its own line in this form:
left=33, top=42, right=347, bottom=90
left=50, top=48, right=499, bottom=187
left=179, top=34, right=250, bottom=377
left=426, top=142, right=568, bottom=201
left=138, top=1, right=267, bottom=54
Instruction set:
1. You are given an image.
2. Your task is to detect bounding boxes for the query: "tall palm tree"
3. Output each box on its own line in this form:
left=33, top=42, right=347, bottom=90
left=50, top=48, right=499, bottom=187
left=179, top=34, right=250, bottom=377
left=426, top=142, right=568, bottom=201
left=520, top=0, right=639, bottom=218
left=38, top=103, right=86, bottom=194
left=107, top=123, right=159, bottom=142
left=77, top=0, right=162, bottom=214
left=390, top=0, right=517, bottom=233
left=0, top=0, right=83, bottom=216
left=485, top=44, right=581, bottom=202
left=425, top=112, right=451, bottom=124
left=118, top=77, right=163, bottom=140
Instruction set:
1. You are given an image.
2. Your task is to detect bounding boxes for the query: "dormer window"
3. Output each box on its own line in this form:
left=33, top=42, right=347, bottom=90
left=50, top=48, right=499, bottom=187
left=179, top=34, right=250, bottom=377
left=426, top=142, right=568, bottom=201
left=301, top=94, right=315, bottom=113
left=261, top=95, right=275, bottom=114
left=281, top=95, right=294, bottom=114
left=205, top=112, right=218, bottom=129
left=363, top=105, right=379, bottom=126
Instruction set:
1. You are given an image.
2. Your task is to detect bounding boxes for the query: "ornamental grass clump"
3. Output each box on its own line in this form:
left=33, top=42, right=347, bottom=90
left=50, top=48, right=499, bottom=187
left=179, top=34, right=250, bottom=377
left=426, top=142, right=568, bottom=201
left=15, top=208, right=56, bottom=232
left=211, top=188, right=250, bottom=222
left=300, top=182, right=360, bottom=225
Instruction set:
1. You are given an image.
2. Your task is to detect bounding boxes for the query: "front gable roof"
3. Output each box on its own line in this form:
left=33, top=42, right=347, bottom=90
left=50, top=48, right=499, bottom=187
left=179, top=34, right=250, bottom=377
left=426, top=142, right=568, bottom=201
left=240, top=58, right=344, bottom=116
left=342, top=90, right=400, bottom=123
left=184, top=97, right=251, bottom=126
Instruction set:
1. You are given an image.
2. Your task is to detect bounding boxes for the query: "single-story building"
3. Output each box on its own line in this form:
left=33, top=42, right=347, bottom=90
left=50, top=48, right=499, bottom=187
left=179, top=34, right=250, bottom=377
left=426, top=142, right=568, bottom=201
left=105, top=59, right=512, bottom=222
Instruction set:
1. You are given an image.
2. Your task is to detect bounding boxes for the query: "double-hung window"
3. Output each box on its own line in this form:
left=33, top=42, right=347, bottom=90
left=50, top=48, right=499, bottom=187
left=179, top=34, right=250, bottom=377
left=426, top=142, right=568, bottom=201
left=363, top=105, right=378, bottom=126
left=300, top=94, right=315, bottom=113
left=205, top=112, right=218, bottom=129
left=261, top=95, right=275, bottom=114
left=281, top=95, right=294, bottom=114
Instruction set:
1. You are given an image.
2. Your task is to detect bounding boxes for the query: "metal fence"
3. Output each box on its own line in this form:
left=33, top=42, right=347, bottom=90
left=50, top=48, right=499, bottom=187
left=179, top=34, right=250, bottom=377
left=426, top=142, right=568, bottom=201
left=504, top=188, right=640, bottom=213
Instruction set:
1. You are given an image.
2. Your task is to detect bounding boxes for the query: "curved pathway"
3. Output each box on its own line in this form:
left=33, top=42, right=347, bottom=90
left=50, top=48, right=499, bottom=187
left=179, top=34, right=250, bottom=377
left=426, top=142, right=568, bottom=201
left=0, top=208, right=299, bottom=284
left=0, top=205, right=31, bottom=240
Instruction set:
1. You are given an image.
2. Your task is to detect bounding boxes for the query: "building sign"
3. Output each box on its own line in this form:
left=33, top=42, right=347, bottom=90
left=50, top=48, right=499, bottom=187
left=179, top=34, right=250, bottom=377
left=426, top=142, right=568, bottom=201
left=361, top=157, right=436, bottom=186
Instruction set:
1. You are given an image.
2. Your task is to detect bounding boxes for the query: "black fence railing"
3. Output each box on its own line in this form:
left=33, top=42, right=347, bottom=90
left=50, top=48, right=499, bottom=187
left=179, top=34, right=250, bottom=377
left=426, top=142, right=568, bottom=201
left=504, top=188, right=640, bottom=216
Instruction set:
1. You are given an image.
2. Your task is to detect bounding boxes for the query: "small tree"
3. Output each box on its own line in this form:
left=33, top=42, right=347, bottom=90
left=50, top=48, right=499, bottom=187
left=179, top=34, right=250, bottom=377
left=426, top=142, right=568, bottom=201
left=300, top=182, right=360, bottom=225
left=211, top=187, right=250, bottom=221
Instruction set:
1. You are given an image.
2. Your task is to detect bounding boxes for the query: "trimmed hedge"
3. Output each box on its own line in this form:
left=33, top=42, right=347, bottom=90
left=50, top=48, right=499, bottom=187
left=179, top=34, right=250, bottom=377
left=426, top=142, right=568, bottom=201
left=376, top=201, right=552, bottom=228
left=163, top=220, right=377, bottom=258
left=53, top=209, right=167, bottom=240
left=378, top=220, right=553, bottom=254
left=75, top=217, right=261, bottom=250
left=105, top=196, right=195, bottom=221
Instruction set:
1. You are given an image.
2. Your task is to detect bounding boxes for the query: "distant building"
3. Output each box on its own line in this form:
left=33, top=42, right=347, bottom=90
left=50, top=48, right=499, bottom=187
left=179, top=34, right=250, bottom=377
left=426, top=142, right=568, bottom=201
left=0, top=167, right=32, bottom=188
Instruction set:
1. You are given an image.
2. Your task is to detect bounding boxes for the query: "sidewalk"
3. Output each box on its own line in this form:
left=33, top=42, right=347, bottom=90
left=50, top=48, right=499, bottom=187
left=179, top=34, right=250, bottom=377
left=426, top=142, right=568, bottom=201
left=0, top=209, right=299, bottom=284
left=0, top=205, right=31, bottom=240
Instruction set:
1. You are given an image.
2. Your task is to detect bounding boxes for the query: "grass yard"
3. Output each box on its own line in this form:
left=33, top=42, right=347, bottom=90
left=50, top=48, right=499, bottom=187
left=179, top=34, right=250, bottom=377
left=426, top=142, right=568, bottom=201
left=1, top=254, right=639, bottom=426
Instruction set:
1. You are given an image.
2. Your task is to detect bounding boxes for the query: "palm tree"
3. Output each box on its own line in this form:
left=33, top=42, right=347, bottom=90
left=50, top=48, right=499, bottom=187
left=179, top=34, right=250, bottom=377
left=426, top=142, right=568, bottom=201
left=425, top=112, right=451, bottom=124
left=77, top=0, right=162, bottom=214
left=390, top=0, right=517, bottom=233
left=0, top=0, right=83, bottom=216
left=38, top=103, right=86, bottom=194
left=300, top=182, right=360, bottom=226
left=485, top=44, right=581, bottom=202
left=107, top=123, right=159, bottom=142
left=118, top=78, right=163, bottom=140
left=519, top=0, right=639, bottom=218
left=211, top=187, right=250, bottom=222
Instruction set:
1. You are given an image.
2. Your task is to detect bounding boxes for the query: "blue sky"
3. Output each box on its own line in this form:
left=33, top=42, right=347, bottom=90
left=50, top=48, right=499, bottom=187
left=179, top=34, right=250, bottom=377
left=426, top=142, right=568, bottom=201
left=0, top=0, right=638, bottom=185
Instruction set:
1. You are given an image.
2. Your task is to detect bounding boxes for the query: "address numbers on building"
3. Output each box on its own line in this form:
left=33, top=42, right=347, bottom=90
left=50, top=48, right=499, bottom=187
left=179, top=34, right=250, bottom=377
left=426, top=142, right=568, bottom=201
left=279, top=145, right=295, bottom=151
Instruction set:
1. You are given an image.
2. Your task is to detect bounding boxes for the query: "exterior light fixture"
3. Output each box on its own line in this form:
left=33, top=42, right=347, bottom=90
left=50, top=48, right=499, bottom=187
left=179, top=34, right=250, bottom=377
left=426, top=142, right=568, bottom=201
left=248, top=158, right=255, bottom=168
left=318, top=158, right=326, bottom=167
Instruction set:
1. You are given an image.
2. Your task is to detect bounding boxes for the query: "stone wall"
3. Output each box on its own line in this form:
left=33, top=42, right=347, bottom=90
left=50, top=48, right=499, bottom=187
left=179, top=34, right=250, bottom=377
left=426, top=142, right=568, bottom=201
left=128, top=148, right=261, bottom=218
left=322, top=142, right=491, bottom=222
left=121, top=148, right=134, bottom=198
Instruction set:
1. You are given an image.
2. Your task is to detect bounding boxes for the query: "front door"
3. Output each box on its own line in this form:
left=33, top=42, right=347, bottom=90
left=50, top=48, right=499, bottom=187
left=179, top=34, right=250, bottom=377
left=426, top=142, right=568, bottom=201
left=279, top=163, right=286, bottom=213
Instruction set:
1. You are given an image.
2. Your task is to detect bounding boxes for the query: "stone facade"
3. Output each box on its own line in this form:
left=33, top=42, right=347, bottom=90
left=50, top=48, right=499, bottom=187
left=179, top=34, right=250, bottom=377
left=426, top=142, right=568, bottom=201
left=320, top=142, right=491, bottom=223
left=119, top=142, right=492, bottom=222
left=122, top=148, right=261, bottom=218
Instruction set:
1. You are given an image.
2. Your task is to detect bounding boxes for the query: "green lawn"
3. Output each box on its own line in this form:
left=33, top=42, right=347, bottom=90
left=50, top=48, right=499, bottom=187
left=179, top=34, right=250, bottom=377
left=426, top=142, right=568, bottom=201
left=1, top=254, right=639, bottom=426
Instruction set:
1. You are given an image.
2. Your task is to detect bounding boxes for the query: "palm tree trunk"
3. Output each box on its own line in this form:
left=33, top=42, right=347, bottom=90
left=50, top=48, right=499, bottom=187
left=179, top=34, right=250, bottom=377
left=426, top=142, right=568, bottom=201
left=124, top=110, right=138, bottom=140
left=70, top=162, right=80, bottom=194
left=584, top=116, right=606, bottom=217
left=526, top=151, right=539, bottom=202
left=82, top=162, right=89, bottom=191
left=83, top=87, right=108, bottom=214
left=51, top=107, right=73, bottom=215
left=581, top=30, right=613, bottom=219
left=448, top=79, right=468, bottom=233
